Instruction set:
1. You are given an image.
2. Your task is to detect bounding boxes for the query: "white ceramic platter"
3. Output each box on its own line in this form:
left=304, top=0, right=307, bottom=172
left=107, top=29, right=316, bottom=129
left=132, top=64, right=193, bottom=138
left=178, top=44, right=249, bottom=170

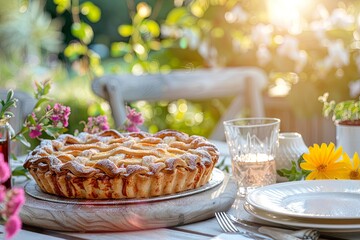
left=25, top=168, right=224, bottom=205
left=20, top=172, right=237, bottom=232
left=246, top=180, right=360, bottom=219
left=244, top=202, right=360, bottom=232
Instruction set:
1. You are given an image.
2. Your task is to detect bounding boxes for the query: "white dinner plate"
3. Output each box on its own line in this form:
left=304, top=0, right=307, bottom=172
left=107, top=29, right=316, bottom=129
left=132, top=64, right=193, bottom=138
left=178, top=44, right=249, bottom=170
left=243, top=202, right=360, bottom=232
left=246, top=180, right=360, bottom=219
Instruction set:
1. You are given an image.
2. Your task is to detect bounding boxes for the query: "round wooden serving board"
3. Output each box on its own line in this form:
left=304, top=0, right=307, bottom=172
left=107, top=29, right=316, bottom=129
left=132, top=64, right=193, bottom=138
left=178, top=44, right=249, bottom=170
left=20, top=170, right=237, bottom=232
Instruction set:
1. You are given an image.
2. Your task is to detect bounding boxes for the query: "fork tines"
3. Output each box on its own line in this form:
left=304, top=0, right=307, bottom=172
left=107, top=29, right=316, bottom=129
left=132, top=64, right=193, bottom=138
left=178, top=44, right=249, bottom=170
left=215, top=212, right=239, bottom=233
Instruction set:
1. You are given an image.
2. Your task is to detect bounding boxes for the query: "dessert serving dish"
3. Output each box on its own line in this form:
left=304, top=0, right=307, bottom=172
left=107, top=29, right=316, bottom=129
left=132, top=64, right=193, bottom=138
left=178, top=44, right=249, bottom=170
left=23, top=129, right=219, bottom=199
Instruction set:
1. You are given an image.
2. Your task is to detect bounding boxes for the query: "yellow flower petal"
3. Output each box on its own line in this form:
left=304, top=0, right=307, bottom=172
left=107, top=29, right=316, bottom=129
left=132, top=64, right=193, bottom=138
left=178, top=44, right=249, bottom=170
left=301, top=143, right=345, bottom=180
left=353, top=152, right=360, bottom=168
left=300, top=162, right=315, bottom=171
left=306, top=171, right=317, bottom=180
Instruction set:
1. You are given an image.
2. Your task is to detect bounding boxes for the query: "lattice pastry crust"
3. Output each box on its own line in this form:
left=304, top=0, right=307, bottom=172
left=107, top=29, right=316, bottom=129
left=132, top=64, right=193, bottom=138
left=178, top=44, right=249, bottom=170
left=23, top=129, right=219, bottom=199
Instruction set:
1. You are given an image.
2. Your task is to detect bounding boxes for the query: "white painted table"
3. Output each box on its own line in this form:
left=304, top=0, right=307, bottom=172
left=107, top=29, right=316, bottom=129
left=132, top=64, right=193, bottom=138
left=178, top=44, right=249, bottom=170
left=2, top=142, right=359, bottom=240
left=1, top=195, right=359, bottom=240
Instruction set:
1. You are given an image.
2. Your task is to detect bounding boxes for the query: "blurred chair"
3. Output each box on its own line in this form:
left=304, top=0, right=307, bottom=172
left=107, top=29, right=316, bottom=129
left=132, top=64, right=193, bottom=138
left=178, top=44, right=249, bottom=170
left=92, top=67, right=268, bottom=141
left=0, top=89, right=36, bottom=155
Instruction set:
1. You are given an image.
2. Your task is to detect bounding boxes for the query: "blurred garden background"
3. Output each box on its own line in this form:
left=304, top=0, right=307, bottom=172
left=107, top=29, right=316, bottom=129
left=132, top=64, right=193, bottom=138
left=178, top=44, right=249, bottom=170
left=1, top=0, right=360, bottom=146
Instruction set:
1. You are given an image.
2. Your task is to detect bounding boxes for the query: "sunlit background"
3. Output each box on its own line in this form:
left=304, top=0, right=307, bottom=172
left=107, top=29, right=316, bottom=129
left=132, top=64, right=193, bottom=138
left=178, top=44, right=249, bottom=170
left=1, top=0, right=359, bottom=142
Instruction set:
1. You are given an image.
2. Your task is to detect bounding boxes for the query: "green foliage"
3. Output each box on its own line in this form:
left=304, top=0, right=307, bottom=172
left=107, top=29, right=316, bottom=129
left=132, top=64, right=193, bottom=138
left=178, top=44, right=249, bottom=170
left=319, top=93, right=360, bottom=123
left=53, top=0, right=103, bottom=77
left=3, top=0, right=360, bottom=142
left=216, top=157, right=230, bottom=173
left=0, top=0, right=63, bottom=89
left=12, top=166, right=31, bottom=179
left=12, top=80, right=59, bottom=148
left=0, top=90, right=17, bottom=119
left=277, top=156, right=310, bottom=181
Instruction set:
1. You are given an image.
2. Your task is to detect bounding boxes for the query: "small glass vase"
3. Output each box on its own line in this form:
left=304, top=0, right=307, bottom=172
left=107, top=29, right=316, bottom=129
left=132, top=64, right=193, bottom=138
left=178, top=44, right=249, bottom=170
left=276, top=132, right=308, bottom=182
left=0, top=118, right=11, bottom=188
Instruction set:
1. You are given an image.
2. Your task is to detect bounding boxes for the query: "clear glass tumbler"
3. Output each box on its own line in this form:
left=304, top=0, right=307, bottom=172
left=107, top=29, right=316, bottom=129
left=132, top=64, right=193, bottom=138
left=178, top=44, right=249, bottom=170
left=223, top=117, right=280, bottom=196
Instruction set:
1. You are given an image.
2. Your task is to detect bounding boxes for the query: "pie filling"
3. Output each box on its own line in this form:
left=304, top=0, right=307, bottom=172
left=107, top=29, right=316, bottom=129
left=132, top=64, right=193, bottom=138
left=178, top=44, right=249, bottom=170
left=23, top=129, right=219, bottom=199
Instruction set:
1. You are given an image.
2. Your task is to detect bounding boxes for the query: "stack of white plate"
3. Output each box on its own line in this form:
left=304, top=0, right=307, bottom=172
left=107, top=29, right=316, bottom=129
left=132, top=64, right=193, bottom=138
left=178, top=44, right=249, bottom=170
left=244, top=180, right=360, bottom=232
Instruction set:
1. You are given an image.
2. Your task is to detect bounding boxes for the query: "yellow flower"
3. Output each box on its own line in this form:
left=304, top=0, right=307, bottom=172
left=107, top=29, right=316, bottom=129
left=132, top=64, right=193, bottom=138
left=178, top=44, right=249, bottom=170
left=300, top=143, right=347, bottom=180
left=342, top=152, right=360, bottom=180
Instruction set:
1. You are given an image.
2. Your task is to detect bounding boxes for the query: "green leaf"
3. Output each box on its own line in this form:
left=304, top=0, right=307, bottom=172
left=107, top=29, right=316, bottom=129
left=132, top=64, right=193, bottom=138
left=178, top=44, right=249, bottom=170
left=35, top=97, right=51, bottom=109
left=45, top=127, right=68, bottom=139
left=15, top=134, right=31, bottom=148
left=277, top=160, right=308, bottom=181
left=215, top=157, right=230, bottom=173
left=0, top=90, right=18, bottom=119
left=11, top=153, right=17, bottom=161
left=80, top=2, right=101, bottom=23
left=118, top=25, right=133, bottom=37
left=4, top=112, right=14, bottom=117
left=42, top=81, right=52, bottom=96
left=45, top=128, right=57, bottom=139
left=71, top=22, right=94, bottom=45
left=12, top=166, right=30, bottom=179
left=27, top=114, right=36, bottom=125
left=6, top=89, right=14, bottom=102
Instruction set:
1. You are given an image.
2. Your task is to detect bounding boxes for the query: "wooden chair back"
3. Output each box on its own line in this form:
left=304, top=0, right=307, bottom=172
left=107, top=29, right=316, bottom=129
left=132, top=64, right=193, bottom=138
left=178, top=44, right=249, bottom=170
left=92, top=67, right=268, bottom=140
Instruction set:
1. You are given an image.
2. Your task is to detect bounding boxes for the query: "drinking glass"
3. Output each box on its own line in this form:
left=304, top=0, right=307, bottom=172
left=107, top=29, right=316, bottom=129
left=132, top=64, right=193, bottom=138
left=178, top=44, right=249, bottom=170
left=223, top=117, right=280, bottom=196
left=0, top=120, right=11, bottom=189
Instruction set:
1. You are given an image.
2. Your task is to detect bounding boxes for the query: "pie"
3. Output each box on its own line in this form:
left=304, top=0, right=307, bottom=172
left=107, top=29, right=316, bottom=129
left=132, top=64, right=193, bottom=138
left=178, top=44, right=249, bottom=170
left=23, top=129, right=219, bottom=199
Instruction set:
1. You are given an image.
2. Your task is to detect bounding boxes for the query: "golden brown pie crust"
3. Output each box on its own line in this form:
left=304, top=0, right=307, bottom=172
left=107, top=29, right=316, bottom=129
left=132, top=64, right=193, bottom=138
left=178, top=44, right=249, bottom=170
left=23, top=129, right=219, bottom=199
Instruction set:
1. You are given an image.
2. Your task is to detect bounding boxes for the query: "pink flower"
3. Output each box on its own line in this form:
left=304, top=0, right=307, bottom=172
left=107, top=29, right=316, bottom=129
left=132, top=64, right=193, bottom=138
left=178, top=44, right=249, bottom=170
left=48, top=103, right=71, bottom=127
left=125, top=123, right=141, bottom=133
left=5, top=215, right=22, bottom=240
left=126, top=106, right=144, bottom=126
left=5, top=188, right=25, bottom=217
left=0, top=153, right=10, bottom=184
left=29, top=124, right=42, bottom=139
left=30, top=112, right=37, bottom=121
left=83, top=115, right=110, bottom=134
left=0, top=185, right=6, bottom=202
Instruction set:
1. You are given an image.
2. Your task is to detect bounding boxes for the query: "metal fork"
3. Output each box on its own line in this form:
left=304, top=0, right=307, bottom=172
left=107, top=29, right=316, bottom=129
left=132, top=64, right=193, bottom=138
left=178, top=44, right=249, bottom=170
left=228, top=214, right=320, bottom=240
left=215, top=212, right=315, bottom=240
left=214, top=212, right=271, bottom=239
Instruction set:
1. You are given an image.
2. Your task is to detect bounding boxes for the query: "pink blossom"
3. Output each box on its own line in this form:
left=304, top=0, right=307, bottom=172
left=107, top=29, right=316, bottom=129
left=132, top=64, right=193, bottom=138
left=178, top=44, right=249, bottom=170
left=0, top=153, right=10, bottom=184
left=5, top=215, right=22, bottom=240
left=30, top=112, right=37, bottom=121
left=83, top=115, right=110, bottom=134
left=125, top=123, right=141, bottom=133
left=0, top=185, right=6, bottom=202
left=5, top=188, right=25, bottom=217
left=29, top=124, right=42, bottom=139
left=48, top=103, right=71, bottom=127
left=93, top=115, right=110, bottom=131
left=126, top=106, right=144, bottom=126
